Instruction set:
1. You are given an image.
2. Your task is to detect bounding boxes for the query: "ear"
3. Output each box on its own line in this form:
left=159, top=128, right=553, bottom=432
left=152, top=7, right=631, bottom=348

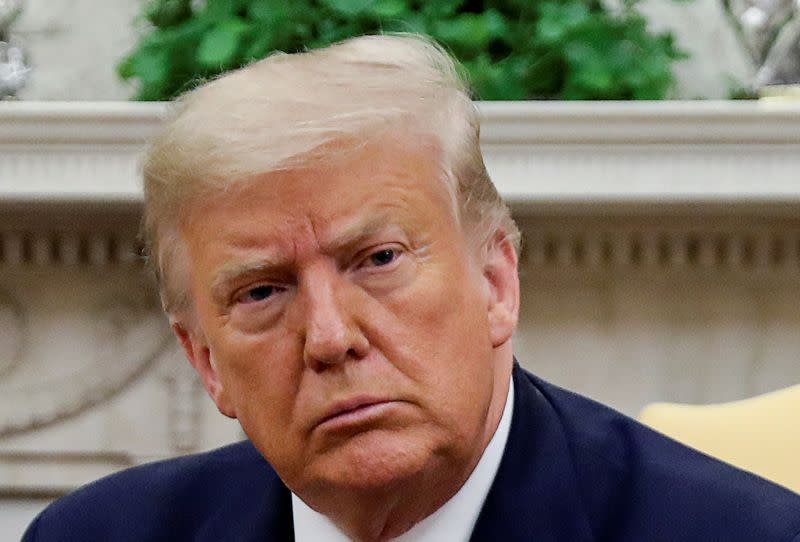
left=483, top=230, right=520, bottom=348
left=172, top=321, right=237, bottom=419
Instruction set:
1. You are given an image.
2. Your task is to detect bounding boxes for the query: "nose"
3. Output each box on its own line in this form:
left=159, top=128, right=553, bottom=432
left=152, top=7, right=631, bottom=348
left=300, top=268, right=369, bottom=370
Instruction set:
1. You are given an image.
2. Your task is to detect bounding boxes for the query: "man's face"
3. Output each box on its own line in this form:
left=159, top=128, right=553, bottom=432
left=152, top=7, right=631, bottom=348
left=175, top=136, right=517, bottom=498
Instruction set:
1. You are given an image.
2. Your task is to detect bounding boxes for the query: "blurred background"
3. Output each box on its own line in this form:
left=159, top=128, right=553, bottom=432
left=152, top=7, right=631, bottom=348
left=2, top=0, right=800, bottom=539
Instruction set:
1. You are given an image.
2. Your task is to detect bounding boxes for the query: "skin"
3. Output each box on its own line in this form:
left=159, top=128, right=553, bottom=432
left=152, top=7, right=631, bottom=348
left=173, top=135, right=520, bottom=541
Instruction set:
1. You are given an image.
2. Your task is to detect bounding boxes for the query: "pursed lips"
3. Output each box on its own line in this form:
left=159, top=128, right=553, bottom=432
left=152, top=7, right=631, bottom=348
left=315, top=396, right=398, bottom=429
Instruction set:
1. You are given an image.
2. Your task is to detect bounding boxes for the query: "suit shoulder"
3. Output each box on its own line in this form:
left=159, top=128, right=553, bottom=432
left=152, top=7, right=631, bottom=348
left=519, top=369, right=800, bottom=541
left=54, top=440, right=270, bottom=503
left=24, top=441, right=280, bottom=541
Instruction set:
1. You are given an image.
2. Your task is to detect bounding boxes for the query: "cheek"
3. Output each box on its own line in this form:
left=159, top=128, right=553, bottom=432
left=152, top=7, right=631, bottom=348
left=372, top=256, right=493, bottom=396
left=211, top=330, right=302, bottom=428
left=216, top=335, right=313, bottom=478
left=406, top=259, right=488, bottom=346
left=412, top=263, right=495, bottom=402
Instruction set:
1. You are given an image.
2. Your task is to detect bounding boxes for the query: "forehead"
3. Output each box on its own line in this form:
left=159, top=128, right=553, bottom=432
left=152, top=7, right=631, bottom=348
left=180, top=135, right=457, bottom=251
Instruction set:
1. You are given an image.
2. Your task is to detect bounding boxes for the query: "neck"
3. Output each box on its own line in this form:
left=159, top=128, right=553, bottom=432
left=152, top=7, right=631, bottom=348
left=325, top=465, right=473, bottom=541
left=300, top=349, right=514, bottom=542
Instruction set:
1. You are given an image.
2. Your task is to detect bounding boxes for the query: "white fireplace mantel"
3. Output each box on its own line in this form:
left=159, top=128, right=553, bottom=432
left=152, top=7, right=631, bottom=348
left=2, top=100, right=800, bottom=210
left=2, top=101, right=800, bottom=506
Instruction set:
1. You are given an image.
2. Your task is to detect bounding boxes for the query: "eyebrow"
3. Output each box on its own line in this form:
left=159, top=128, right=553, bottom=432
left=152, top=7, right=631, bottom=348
left=320, top=212, right=401, bottom=255
left=209, top=212, right=404, bottom=300
left=210, top=256, right=287, bottom=303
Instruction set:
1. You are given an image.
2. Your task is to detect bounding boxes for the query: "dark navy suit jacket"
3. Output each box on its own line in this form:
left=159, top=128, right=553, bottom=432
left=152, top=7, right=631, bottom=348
left=23, top=364, right=800, bottom=541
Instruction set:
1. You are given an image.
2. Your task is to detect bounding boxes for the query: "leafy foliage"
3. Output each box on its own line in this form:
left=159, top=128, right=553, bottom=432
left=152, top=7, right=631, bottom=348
left=119, top=0, right=687, bottom=101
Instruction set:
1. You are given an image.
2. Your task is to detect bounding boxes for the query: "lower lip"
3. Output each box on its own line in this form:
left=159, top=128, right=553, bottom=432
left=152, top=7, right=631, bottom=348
left=318, top=401, right=399, bottom=432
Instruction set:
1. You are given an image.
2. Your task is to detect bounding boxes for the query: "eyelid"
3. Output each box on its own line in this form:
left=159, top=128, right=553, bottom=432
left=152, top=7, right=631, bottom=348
left=356, top=244, right=405, bottom=270
left=232, top=282, right=285, bottom=306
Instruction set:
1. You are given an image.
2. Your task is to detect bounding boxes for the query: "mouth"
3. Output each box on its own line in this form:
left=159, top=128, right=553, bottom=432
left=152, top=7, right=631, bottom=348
left=316, top=397, right=398, bottom=431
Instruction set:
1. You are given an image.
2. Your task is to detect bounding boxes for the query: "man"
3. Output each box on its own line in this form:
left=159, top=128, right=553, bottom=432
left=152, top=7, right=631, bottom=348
left=24, top=35, right=800, bottom=542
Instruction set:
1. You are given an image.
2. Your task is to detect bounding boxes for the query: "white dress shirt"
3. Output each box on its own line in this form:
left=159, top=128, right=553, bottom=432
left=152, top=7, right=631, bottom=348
left=292, top=378, right=514, bottom=542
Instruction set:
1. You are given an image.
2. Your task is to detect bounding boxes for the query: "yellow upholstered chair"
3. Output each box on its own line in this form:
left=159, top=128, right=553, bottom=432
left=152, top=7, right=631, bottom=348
left=638, top=385, right=800, bottom=494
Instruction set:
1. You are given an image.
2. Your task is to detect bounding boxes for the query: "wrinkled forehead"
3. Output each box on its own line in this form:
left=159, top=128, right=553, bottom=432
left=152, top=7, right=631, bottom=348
left=178, top=130, right=458, bottom=230
left=173, top=134, right=471, bottom=294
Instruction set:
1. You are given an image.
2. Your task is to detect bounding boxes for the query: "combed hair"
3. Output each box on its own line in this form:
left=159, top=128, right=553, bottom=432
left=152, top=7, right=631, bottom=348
left=142, top=33, right=520, bottom=317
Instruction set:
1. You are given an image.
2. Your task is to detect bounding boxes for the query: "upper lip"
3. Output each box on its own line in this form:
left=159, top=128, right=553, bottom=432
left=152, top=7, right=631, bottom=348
left=316, top=396, right=392, bottom=427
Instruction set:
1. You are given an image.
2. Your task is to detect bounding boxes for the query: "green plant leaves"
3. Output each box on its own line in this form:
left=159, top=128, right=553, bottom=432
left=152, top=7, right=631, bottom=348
left=536, top=2, right=591, bottom=46
left=318, top=0, right=408, bottom=18
left=118, top=47, right=171, bottom=101
left=430, top=9, right=508, bottom=56
left=144, top=0, right=192, bottom=28
left=319, top=0, right=369, bottom=17
left=196, top=18, right=252, bottom=68
left=369, top=0, right=408, bottom=18
left=421, top=0, right=464, bottom=19
left=464, top=53, right=528, bottom=100
left=118, top=0, right=688, bottom=101
left=248, top=0, right=288, bottom=22
left=200, top=0, right=247, bottom=20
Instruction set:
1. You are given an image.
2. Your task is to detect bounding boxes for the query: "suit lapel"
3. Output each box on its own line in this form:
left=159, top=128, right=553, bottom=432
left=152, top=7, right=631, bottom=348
left=470, top=363, right=594, bottom=542
left=196, top=445, right=294, bottom=542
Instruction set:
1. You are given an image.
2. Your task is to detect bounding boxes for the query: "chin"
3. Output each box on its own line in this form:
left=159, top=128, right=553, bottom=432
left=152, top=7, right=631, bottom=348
left=307, top=429, right=439, bottom=492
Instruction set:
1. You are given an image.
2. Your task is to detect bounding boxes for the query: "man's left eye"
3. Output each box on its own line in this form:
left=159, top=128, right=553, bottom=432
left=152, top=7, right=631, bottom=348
left=368, top=248, right=398, bottom=267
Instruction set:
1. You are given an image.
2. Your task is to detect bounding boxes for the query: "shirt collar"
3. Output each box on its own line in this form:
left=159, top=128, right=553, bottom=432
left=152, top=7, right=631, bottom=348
left=292, top=377, right=515, bottom=541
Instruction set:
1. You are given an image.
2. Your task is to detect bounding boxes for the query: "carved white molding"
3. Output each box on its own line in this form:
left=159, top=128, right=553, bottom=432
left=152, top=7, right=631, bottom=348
left=517, top=217, right=800, bottom=275
left=2, top=101, right=800, bottom=208
left=164, top=355, right=203, bottom=454
left=0, top=230, right=141, bottom=267
left=0, top=223, right=166, bottom=438
left=0, top=290, right=24, bottom=378
left=0, top=291, right=172, bottom=437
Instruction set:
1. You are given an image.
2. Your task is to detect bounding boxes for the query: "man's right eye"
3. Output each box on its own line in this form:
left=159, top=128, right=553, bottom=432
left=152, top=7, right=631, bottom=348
left=240, top=285, right=276, bottom=303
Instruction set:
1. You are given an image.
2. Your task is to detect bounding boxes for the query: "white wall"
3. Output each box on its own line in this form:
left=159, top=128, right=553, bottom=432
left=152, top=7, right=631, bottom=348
left=0, top=499, right=50, bottom=541
left=14, top=0, right=140, bottom=100
left=638, top=0, right=754, bottom=98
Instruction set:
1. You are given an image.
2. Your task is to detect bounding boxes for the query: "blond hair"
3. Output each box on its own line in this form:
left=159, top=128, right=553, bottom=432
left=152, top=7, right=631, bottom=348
left=142, top=33, right=519, bottom=317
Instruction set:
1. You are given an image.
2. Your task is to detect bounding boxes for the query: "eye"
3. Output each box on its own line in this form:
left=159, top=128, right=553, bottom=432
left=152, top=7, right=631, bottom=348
left=367, top=248, right=399, bottom=267
left=239, top=284, right=279, bottom=304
